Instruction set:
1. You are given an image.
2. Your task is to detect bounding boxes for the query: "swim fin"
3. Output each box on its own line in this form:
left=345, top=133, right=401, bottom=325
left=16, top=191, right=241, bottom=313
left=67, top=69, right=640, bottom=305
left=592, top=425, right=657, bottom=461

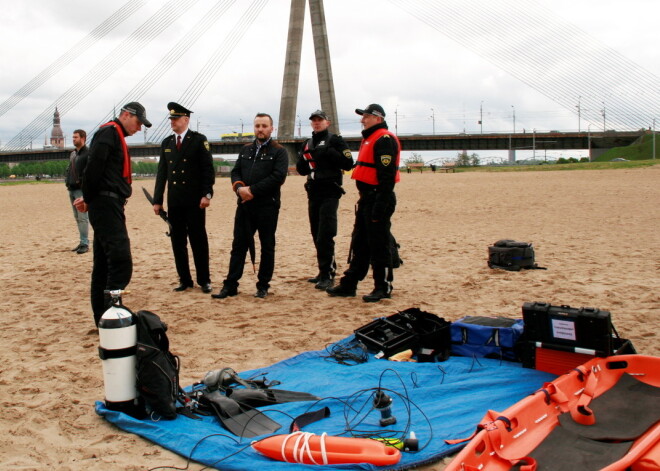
left=199, top=390, right=281, bottom=438
left=226, top=387, right=321, bottom=408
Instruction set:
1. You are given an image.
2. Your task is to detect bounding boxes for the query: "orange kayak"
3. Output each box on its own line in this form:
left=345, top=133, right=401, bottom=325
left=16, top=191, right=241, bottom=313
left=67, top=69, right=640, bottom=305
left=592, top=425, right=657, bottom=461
left=446, top=355, right=660, bottom=471
left=252, top=431, right=402, bottom=466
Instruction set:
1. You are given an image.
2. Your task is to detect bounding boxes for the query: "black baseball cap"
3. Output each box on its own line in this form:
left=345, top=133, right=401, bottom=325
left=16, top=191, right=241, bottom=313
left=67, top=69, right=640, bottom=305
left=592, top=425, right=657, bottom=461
left=355, top=104, right=385, bottom=118
left=121, top=102, right=152, bottom=127
left=309, top=109, right=329, bottom=120
left=168, top=102, right=193, bottom=119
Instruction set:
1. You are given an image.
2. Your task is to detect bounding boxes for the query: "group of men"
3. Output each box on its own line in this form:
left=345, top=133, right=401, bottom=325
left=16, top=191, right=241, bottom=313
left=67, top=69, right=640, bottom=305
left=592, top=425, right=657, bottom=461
left=70, top=100, right=400, bottom=327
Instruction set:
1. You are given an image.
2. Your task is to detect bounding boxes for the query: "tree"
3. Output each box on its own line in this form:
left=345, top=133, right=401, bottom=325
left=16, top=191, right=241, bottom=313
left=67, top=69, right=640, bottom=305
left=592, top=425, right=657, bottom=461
left=404, top=152, right=424, bottom=166
left=455, top=151, right=480, bottom=167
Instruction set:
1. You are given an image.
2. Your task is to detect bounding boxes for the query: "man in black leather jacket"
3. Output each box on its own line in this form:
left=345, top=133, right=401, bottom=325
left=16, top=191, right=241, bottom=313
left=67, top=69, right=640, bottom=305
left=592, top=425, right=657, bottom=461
left=296, top=110, right=353, bottom=290
left=212, top=113, right=288, bottom=299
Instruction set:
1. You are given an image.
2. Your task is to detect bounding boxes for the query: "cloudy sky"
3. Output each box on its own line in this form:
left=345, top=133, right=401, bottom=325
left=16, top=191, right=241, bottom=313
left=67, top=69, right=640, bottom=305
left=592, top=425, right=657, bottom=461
left=0, top=0, right=657, bottom=160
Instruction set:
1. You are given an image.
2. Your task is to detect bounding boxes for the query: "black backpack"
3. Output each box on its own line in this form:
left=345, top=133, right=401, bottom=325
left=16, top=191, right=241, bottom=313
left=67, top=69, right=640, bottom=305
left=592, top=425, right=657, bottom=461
left=487, top=239, right=545, bottom=271
left=135, top=310, right=180, bottom=419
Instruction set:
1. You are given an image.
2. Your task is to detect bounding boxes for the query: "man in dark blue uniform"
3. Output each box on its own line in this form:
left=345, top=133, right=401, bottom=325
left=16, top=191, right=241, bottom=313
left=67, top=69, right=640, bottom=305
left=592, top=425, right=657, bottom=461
left=153, top=102, right=216, bottom=293
left=296, top=110, right=353, bottom=290
left=212, top=113, right=288, bottom=299
left=74, top=101, right=151, bottom=325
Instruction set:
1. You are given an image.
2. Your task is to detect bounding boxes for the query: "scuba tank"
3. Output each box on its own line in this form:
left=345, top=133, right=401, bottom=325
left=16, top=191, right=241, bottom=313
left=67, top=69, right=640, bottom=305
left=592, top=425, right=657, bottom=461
left=98, top=290, right=142, bottom=417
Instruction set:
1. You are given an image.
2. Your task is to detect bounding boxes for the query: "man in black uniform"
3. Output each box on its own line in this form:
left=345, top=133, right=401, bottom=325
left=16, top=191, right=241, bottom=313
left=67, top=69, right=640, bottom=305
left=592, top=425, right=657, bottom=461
left=153, top=102, right=215, bottom=293
left=296, top=110, right=353, bottom=290
left=212, top=113, right=288, bottom=299
left=74, top=102, right=152, bottom=325
left=65, top=129, right=90, bottom=254
left=327, top=104, right=401, bottom=302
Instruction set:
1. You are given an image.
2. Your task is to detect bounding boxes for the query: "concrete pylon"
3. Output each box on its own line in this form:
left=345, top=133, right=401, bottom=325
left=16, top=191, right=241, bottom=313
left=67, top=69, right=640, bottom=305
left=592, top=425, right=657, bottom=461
left=309, top=0, right=339, bottom=135
left=277, top=0, right=306, bottom=141
left=277, top=0, right=340, bottom=163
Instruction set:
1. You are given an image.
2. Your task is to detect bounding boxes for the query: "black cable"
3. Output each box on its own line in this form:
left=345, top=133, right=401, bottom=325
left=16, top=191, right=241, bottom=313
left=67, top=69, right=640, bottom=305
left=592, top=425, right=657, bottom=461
left=321, top=339, right=369, bottom=366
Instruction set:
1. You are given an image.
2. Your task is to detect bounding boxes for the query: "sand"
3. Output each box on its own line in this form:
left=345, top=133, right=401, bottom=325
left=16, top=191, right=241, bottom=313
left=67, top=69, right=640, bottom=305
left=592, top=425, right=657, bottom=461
left=0, top=166, right=658, bottom=470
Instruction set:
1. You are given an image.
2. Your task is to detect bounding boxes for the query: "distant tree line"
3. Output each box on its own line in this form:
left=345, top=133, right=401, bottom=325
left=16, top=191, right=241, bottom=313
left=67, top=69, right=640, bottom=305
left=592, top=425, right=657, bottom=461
left=0, top=159, right=232, bottom=178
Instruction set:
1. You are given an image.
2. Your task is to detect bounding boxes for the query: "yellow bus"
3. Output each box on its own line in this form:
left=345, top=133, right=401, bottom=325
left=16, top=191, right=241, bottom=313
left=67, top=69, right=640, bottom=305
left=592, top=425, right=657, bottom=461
left=221, top=132, right=255, bottom=142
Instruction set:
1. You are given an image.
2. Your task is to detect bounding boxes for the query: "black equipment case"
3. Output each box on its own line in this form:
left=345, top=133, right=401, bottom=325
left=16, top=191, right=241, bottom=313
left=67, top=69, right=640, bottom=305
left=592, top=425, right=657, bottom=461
left=354, top=308, right=451, bottom=361
left=521, top=302, right=635, bottom=374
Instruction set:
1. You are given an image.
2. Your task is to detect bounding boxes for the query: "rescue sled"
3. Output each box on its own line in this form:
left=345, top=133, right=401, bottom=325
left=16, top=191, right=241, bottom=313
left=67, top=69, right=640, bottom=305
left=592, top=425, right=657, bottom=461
left=252, top=431, right=402, bottom=466
left=445, top=355, right=660, bottom=471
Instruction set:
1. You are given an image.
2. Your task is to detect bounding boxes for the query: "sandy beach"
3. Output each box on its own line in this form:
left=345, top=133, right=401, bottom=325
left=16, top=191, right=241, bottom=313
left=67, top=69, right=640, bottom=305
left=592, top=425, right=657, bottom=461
left=0, top=166, right=658, bottom=470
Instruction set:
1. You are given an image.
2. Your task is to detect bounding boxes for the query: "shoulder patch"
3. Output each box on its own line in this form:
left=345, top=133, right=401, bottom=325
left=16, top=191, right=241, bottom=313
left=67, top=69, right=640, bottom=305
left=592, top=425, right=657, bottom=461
left=165, top=149, right=172, bottom=153
left=383, top=134, right=391, bottom=139
left=204, top=141, right=210, bottom=152
left=343, top=149, right=352, bottom=158
left=381, top=155, right=392, bottom=166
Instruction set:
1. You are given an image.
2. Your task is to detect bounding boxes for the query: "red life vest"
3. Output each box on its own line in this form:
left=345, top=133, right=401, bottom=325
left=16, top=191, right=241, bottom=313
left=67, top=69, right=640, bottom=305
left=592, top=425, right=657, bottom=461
left=101, top=121, right=132, bottom=184
left=352, top=128, right=400, bottom=185
left=302, top=141, right=316, bottom=170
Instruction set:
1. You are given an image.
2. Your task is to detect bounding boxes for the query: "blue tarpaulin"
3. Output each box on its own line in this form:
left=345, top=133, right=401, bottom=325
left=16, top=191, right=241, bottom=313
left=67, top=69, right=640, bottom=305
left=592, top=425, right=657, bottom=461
left=96, top=336, right=555, bottom=470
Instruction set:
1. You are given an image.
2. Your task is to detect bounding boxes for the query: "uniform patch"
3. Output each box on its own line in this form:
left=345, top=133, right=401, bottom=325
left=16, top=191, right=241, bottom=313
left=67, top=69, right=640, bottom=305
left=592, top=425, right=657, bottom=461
left=204, top=141, right=210, bottom=151
left=165, top=149, right=172, bottom=152
left=343, top=149, right=352, bottom=158
left=383, top=134, right=391, bottom=138
left=381, top=155, right=392, bottom=166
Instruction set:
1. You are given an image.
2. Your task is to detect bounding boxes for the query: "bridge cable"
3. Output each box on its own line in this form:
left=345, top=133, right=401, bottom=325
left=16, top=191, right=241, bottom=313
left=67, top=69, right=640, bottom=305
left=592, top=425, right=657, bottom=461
left=0, top=0, right=149, bottom=119
left=5, top=0, right=200, bottom=151
left=148, top=0, right=269, bottom=143
left=88, top=0, right=238, bottom=139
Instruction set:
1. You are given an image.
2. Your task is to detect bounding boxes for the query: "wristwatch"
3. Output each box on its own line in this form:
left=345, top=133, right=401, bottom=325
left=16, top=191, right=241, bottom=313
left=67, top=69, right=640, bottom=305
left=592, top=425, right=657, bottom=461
left=205, top=193, right=212, bottom=199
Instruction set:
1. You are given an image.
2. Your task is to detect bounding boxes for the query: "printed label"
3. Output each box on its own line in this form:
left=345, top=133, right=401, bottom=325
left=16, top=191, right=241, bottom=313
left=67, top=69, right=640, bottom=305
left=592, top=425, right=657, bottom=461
left=551, top=319, right=577, bottom=341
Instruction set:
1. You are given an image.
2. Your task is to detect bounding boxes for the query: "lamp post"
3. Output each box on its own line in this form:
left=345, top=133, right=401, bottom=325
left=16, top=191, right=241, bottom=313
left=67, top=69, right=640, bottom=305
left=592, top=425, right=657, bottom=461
left=653, top=118, right=656, bottom=160
left=480, top=101, right=483, bottom=134
left=601, top=103, right=606, bottom=131
left=395, top=106, right=398, bottom=135
left=532, top=128, right=536, bottom=160
left=430, top=108, right=435, bottom=135
left=587, top=123, right=592, bottom=161
left=240, top=119, right=244, bottom=134
left=576, top=96, right=581, bottom=133
left=511, top=105, right=516, bottom=133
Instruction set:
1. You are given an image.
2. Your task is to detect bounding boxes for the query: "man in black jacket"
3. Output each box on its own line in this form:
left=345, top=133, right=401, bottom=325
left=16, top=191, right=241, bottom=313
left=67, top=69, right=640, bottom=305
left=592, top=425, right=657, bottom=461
left=296, top=110, right=353, bottom=290
left=327, top=104, right=401, bottom=302
left=153, top=102, right=215, bottom=293
left=65, top=129, right=90, bottom=254
left=212, top=113, right=288, bottom=299
left=74, top=101, right=152, bottom=325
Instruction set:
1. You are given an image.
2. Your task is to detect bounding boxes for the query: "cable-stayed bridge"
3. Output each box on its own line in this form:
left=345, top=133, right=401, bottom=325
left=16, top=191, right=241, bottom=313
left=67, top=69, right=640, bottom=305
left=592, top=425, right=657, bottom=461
left=1, top=0, right=657, bottom=156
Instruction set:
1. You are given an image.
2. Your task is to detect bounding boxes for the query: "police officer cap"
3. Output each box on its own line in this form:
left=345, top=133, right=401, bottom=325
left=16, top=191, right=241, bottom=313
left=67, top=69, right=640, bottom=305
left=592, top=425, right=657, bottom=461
left=355, top=104, right=386, bottom=118
left=309, top=109, right=329, bottom=120
left=121, top=101, right=152, bottom=127
left=168, top=102, right=193, bottom=119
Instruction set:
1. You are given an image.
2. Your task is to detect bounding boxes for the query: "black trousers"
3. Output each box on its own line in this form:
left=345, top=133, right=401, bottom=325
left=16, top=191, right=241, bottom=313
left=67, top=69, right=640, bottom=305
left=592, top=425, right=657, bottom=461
left=308, top=196, right=339, bottom=279
left=168, top=205, right=210, bottom=286
left=224, top=203, right=279, bottom=291
left=341, top=191, right=396, bottom=291
left=88, top=196, right=132, bottom=325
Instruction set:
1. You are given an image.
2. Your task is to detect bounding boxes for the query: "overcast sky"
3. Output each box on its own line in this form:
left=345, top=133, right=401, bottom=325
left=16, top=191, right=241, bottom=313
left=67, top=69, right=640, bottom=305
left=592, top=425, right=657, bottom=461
left=0, top=0, right=657, bottom=161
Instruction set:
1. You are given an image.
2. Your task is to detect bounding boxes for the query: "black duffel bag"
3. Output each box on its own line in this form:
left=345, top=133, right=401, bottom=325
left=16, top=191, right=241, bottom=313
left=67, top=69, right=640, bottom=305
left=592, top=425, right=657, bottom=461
left=487, top=239, right=545, bottom=271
